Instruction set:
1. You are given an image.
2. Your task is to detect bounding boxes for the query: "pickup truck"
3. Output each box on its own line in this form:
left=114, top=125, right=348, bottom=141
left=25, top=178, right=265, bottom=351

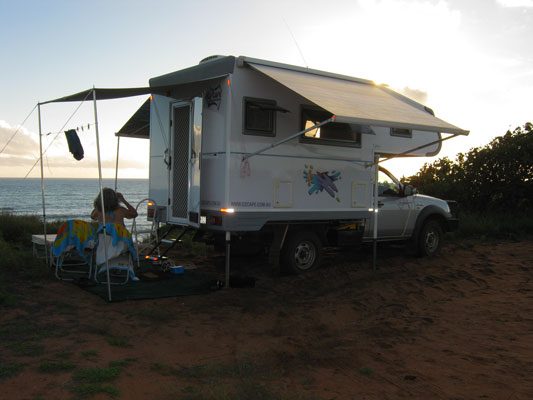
left=275, top=166, right=458, bottom=274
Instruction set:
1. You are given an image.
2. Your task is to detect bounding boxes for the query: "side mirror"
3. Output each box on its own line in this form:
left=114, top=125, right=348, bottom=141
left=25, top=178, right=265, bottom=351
left=403, top=185, right=417, bottom=196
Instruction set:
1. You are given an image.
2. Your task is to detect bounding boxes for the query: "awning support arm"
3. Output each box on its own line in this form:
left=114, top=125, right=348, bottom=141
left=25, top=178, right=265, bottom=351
left=242, top=117, right=335, bottom=161
left=370, top=133, right=460, bottom=166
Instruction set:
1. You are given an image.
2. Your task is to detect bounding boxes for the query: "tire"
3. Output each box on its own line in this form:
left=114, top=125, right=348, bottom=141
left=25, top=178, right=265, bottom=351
left=417, top=219, right=443, bottom=257
left=281, top=231, right=323, bottom=274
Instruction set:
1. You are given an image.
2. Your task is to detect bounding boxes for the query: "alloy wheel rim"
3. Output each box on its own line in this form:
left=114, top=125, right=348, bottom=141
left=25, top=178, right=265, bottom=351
left=294, top=241, right=316, bottom=270
left=425, top=230, right=439, bottom=253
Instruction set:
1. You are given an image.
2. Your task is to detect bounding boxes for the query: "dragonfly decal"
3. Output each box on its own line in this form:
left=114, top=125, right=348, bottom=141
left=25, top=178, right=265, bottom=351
left=303, top=164, right=341, bottom=202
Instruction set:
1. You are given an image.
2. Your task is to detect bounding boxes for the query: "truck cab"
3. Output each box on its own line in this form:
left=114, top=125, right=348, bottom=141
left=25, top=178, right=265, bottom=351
left=364, top=166, right=458, bottom=256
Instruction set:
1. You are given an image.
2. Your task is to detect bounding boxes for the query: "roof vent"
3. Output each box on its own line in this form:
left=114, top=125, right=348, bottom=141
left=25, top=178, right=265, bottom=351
left=199, top=55, right=225, bottom=64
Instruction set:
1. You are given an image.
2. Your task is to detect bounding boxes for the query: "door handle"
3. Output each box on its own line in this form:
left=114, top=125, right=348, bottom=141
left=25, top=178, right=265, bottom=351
left=378, top=201, right=384, bottom=208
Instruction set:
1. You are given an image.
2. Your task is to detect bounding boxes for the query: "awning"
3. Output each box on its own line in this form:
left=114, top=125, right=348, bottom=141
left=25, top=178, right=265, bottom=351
left=42, top=76, right=228, bottom=105
left=41, top=87, right=158, bottom=105
left=247, top=62, right=468, bottom=135
left=116, top=98, right=150, bottom=139
left=113, top=76, right=226, bottom=139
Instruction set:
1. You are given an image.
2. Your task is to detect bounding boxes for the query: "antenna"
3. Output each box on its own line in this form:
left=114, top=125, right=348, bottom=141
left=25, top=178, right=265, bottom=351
left=282, top=17, right=309, bottom=68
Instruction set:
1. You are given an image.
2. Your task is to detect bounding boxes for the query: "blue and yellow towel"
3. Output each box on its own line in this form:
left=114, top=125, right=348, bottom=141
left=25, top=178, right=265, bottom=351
left=52, top=219, right=95, bottom=261
left=97, top=223, right=137, bottom=261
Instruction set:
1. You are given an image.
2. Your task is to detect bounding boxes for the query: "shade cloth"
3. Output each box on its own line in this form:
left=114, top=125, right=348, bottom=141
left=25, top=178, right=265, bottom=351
left=248, top=62, right=468, bottom=135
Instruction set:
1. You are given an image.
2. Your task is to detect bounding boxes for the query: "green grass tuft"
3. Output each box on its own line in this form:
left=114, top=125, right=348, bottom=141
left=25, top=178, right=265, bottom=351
left=71, top=383, right=119, bottom=398
left=359, top=366, right=374, bottom=376
left=106, top=335, right=130, bottom=348
left=38, top=360, right=76, bottom=373
left=8, top=341, right=45, bottom=357
left=73, top=366, right=121, bottom=383
left=80, top=349, right=99, bottom=359
left=108, top=358, right=136, bottom=368
left=0, top=362, right=24, bottom=379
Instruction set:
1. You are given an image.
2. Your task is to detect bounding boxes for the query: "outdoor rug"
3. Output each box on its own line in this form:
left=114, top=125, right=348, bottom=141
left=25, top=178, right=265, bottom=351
left=78, top=270, right=220, bottom=302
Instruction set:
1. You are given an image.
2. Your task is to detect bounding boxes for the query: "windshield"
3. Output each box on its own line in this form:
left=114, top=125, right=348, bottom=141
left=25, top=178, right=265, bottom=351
left=378, top=167, right=402, bottom=196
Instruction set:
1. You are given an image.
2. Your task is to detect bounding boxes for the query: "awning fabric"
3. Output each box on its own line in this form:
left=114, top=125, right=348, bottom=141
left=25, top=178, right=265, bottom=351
left=116, top=98, right=150, bottom=139
left=248, top=62, right=468, bottom=135
left=113, top=77, right=226, bottom=139
left=41, top=87, right=158, bottom=104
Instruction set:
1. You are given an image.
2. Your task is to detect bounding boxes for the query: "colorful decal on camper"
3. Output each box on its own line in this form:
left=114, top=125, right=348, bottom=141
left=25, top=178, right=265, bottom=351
left=303, top=164, right=341, bottom=202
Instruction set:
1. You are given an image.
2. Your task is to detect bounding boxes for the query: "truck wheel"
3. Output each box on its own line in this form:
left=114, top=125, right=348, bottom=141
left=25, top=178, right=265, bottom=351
left=417, top=219, right=443, bottom=257
left=281, top=231, right=322, bottom=274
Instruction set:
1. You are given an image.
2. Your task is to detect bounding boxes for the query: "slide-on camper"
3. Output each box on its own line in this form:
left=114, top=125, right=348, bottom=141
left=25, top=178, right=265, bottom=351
left=119, top=55, right=468, bottom=274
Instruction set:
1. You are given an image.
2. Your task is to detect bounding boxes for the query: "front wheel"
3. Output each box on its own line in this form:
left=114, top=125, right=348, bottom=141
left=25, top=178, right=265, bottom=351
left=281, top=231, right=323, bottom=274
left=417, top=220, right=443, bottom=257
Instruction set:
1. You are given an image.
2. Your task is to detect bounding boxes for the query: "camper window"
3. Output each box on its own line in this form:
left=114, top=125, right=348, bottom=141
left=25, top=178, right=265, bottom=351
left=243, top=97, right=276, bottom=136
left=300, top=107, right=363, bottom=147
left=390, top=127, right=412, bottom=138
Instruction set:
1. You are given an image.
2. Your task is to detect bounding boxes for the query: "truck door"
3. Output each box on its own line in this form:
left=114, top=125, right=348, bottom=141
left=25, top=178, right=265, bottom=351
left=169, top=97, right=202, bottom=227
left=369, top=168, right=413, bottom=238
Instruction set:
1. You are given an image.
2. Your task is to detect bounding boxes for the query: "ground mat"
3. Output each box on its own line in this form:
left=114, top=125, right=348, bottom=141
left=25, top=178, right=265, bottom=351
left=79, top=270, right=219, bottom=302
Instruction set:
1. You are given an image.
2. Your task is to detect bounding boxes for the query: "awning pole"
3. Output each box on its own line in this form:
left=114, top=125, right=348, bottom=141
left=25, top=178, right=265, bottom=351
left=114, top=136, right=120, bottom=191
left=242, top=117, right=335, bottom=161
left=93, top=88, right=112, bottom=302
left=372, top=152, right=379, bottom=271
left=373, top=133, right=460, bottom=166
left=37, top=103, right=49, bottom=267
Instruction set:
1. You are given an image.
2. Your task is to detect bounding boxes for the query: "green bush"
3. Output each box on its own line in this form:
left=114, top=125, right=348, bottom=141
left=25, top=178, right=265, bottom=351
left=0, top=213, right=61, bottom=245
left=405, top=122, right=533, bottom=213
left=455, top=212, right=533, bottom=239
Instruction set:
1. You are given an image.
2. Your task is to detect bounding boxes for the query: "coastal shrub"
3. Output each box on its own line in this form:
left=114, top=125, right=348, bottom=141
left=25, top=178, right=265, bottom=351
left=454, top=212, right=533, bottom=239
left=405, top=122, right=533, bottom=213
left=0, top=213, right=60, bottom=245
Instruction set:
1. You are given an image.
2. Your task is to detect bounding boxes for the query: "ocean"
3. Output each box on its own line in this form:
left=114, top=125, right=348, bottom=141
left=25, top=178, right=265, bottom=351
left=0, top=178, right=151, bottom=230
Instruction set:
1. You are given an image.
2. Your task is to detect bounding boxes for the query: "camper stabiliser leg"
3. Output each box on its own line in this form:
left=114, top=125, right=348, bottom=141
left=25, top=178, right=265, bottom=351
left=268, top=224, right=289, bottom=276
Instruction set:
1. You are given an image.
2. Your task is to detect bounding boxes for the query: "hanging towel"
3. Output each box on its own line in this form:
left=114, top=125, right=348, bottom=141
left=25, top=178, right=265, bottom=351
left=96, top=223, right=137, bottom=264
left=52, top=219, right=95, bottom=261
left=65, top=129, right=84, bottom=160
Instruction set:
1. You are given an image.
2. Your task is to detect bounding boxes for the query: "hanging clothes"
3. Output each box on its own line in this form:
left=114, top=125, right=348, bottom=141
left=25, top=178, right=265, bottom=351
left=64, top=129, right=84, bottom=160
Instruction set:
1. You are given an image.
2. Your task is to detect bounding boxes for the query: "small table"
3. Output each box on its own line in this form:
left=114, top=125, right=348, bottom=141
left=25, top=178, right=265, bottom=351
left=31, top=234, right=57, bottom=261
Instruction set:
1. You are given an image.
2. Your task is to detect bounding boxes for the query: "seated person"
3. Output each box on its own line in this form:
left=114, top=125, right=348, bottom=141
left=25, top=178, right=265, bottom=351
left=90, top=188, right=137, bottom=226
left=91, top=188, right=138, bottom=281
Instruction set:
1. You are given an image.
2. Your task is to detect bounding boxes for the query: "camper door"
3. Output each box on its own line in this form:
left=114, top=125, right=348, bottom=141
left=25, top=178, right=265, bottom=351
left=169, top=98, right=202, bottom=227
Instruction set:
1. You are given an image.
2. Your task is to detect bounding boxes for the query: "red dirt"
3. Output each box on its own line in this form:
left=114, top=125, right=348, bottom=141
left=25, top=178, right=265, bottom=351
left=1, top=240, right=532, bottom=399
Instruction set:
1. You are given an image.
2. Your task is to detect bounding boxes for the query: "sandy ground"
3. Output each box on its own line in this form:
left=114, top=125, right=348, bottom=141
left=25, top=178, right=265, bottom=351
left=0, top=239, right=532, bottom=400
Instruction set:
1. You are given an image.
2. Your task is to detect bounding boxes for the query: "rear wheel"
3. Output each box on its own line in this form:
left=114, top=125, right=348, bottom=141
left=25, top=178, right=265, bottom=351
left=281, top=231, right=323, bottom=274
left=417, top=219, right=443, bottom=257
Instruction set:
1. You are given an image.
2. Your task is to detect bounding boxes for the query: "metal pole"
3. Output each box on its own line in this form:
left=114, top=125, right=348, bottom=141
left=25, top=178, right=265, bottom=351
left=225, top=231, right=231, bottom=289
left=242, top=117, right=335, bottom=161
left=372, top=152, right=379, bottom=271
left=224, top=78, right=232, bottom=289
left=37, top=103, right=49, bottom=266
left=373, top=133, right=460, bottom=166
left=93, top=88, right=112, bottom=302
left=114, top=136, right=120, bottom=191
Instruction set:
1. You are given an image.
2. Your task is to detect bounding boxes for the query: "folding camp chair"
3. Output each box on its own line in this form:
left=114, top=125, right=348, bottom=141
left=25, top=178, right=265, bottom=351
left=51, top=220, right=95, bottom=281
left=94, top=223, right=138, bottom=285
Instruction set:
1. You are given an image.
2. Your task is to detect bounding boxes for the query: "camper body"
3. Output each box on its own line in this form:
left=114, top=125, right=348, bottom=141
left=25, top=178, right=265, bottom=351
left=143, top=56, right=463, bottom=271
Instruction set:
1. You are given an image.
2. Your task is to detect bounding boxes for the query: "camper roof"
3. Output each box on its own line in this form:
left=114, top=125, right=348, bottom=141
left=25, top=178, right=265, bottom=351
left=237, top=56, right=467, bottom=136
left=112, top=55, right=468, bottom=138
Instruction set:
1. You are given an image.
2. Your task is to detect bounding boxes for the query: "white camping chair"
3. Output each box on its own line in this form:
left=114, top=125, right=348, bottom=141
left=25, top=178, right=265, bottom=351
left=51, top=220, right=95, bottom=281
left=94, top=223, right=138, bottom=285
left=130, top=198, right=160, bottom=270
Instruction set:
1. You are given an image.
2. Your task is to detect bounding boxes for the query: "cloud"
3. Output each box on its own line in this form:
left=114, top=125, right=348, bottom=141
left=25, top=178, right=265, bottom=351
left=399, top=87, right=428, bottom=104
left=496, top=0, right=533, bottom=7
left=0, top=120, right=39, bottom=157
left=0, top=122, right=145, bottom=178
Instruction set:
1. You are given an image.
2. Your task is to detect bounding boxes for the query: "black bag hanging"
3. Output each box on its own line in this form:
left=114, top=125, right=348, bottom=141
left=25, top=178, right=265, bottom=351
left=64, top=129, right=84, bottom=160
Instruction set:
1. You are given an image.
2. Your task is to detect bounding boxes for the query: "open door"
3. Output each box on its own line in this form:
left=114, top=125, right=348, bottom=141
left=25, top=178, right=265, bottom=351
left=169, top=97, right=202, bottom=227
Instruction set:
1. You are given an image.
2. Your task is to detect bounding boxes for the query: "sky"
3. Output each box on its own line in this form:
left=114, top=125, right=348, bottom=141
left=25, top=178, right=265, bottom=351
left=0, top=0, right=532, bottom=179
